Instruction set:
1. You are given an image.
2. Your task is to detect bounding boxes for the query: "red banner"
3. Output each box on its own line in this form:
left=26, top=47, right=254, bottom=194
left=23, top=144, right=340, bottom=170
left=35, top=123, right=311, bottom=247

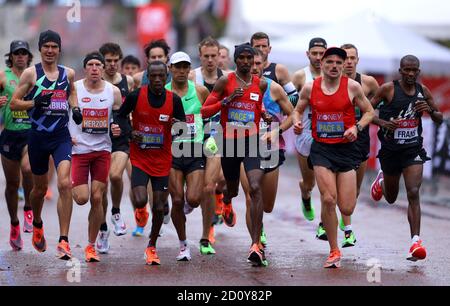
left=136, top=3, right=172, bottom=49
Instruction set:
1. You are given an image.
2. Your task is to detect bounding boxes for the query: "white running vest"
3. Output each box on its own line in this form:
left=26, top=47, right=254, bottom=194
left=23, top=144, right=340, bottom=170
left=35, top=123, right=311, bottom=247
left=302, top=66, right=315, bottom=131
left=70, top=80, right=115, bottom=154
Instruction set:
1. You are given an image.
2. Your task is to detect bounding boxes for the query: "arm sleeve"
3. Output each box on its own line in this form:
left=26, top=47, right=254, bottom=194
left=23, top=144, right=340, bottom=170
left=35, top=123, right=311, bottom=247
left=284, top=82, right=299, bottom=106
left=115, top=89, right=138, bottom=136
left=173, top=95, right=186, bottom=122
left=201, top=91, right=223, bottom=119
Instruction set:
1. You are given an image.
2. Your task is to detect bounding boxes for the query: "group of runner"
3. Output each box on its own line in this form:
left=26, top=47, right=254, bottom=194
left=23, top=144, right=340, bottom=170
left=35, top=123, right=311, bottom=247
left=0, top=29, right=443, bottom=268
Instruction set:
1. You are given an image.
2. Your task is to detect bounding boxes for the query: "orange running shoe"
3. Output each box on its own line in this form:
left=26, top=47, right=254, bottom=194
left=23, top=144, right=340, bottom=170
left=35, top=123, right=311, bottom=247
left=145, top=246, right=161, bottom=265
left=135, top=206, right=149, bottom=228
left=32, top=225, right=47, bottom=253
left=324, top=249, right=342, bottom=269
left=247, top=244, right=268, bottom=267
left=56, top=240, right=72, bottom=260
left=407, top=240, right=427, bottom=261
left=45, top=188, right=53, bottom=200
left=222, top=202, right=236, bottom=227
left=85, top=245, right=100, bottom=262
left=215, top=193, right=224, bottom=215
left=208, top=226, right=216, bottom=245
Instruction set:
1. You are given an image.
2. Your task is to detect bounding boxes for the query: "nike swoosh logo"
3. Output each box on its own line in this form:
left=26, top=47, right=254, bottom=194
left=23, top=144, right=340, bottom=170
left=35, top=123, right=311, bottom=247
left=100, top=99, right=107, bottom=102
left=58, top=81, right=66, bottom=86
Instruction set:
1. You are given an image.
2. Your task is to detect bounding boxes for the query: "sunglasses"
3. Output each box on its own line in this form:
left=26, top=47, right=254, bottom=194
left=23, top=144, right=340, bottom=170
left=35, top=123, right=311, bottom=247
left=12, top=49, right=29, bottom=56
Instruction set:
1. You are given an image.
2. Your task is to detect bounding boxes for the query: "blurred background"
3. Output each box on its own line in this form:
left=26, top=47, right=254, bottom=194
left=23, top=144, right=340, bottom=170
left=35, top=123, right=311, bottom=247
left=1, top=0, right=450, bottom=195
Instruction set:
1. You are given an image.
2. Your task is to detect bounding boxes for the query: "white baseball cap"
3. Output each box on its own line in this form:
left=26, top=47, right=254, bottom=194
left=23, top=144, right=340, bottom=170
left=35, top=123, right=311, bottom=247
left=170, top=51, right=191, bottom=65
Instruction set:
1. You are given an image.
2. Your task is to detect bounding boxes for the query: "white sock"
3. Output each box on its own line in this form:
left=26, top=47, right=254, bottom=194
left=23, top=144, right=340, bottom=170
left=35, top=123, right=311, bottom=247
left=344, top=225, right=353, bottom=232
left=412, top=235, right=420, bottom=244
left=180, top=240, right=188, bottom=248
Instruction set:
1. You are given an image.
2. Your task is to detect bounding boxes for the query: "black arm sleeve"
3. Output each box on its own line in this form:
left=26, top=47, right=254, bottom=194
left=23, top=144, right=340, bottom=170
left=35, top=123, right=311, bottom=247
left=172, top=94, right=186, bottom=122
left=116, top=89, right=139, bottom=136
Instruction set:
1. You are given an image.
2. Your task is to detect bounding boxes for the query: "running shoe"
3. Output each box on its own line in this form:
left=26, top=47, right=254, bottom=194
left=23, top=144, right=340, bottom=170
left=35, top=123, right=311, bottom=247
left=32, top=225, right=47, bottom=253
left=215, top=193, right=224, bottom=215
left=23, top=210, right=33, bottom=233
left=371, top=170, right=384, bottom=202
left=18, top=187, right=25, bottom=201
left=199, top=239, right=216, bottom=255
left=183, top=202, right=194, bottom=215
left=324, top=249, right=342, bottom=269
left=176, top=245, right=192, bottom=261
left=111, top=213, right=127, bottom=236
left=222, top=202, right=236, bottom=227
left=56, top=240, right=72, bottom=260
left=85, top=245, right=100, bottom=262
left=212, top=214, right=223, bottom=226
left=342, top=231, right=357, bottom=248
left=96, top=230, right=110, bottom=254
left=208, top=226, right=216, bottom=245
left=247, top=244, right=268, bottom=267
left=135, top=207, right=149, bottom=228
left=10, top=224, right=23, bottom=251
left=407, top=240, right=427, bottom=261
left=45, top=188, right=53, bottom=200
left=163, top=202, right=171, bottom=224
left=316, top=223, right=328, bottom=241
left=260, top=228, right=267, bottom=248
left=145, top=246, right=161, bottom=265
left=132, top=226, right=145, bottom=237
left=301, top=199, right=315, bottom=221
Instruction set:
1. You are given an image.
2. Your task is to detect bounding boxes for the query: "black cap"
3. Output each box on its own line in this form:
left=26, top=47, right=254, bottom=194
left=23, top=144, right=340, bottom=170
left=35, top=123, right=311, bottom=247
left=38, top=30, right=61, bottom=50
left=321, top=47, right=347, bottom=61
left=309, top=37, right=327, bottom=50
left=234, top=42, right=256, bottom=62
left=83, top=52, right=105, bottom=68
left=9, top=40, right=31, bottom=54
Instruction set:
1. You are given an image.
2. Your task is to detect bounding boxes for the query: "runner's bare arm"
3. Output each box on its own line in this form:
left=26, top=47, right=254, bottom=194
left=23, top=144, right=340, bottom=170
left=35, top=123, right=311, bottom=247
left=415, top=85, right=443, bottom=125
left=67, top=68, right=78, bottom=109
left=112, top=86, right=122, bottom=111
left=363, top=75, right=380, bottom=100
left=272, top=81, right=294, bottom=132
left=350, top=80, right=375, bottom=129
left=126, top=74, right=135, bottom=91
left=133, top=71, right=143, bottom=89
left=0, top=71, right=7, bottom=107
left=370, top=83, right=398, bottom=130
left=195, top=84, right=210, bottom=105
left=275, top=63, right=291, bottom=87
left=10, top=67, right=36, bottom=111
left=292, top=69, right=306, bottom=92
left=293, top=82, right=312, bottom=135
left=188, top=70, right=196, bottom=83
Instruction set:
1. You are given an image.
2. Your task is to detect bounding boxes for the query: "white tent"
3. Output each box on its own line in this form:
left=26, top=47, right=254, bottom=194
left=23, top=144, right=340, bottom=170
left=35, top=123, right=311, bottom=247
left=269, top=11, right=450, bottom=75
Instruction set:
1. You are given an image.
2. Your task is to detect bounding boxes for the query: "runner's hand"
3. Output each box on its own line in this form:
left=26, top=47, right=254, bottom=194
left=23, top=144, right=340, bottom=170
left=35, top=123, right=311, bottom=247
left=261, top=111, right=273, bottom=124
left=111, top=123, right=121, bottom=137
left=344, top=126, right=358, bottom=142
left=0, top=95, right=7, bottom=107
left=414, top=100, right=432, bottom=114
left=131, top=130, right=143, bottom=143
left=72, top=107, right=83, bottom=125
left=380, top=118, right=400, bottom=131
left=33, top=92, right=53, bottom=108
left=293, top=120, right=303, bottom=135
left=229, top=87, right=244, bottom=101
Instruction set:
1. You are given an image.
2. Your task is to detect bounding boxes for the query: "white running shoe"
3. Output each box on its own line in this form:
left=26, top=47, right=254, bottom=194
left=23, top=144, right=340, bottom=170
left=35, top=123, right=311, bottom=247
left=96, top=230, right=110, bottom=254
left=111, top=213, right=127, bottom=236
left=176, top=245, right=191, bottom=261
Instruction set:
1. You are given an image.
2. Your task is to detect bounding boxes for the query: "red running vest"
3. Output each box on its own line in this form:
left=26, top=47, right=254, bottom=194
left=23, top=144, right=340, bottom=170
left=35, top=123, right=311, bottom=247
left=130, top=87, right=174, bottom=177
left=311, top=76, right=356, bottom=144
left=221, top=73, right=263, bottom=139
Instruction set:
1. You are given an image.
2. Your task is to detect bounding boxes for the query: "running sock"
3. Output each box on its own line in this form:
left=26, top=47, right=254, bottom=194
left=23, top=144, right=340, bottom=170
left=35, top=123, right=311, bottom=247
left=24, top=206, right=32, bottom=212
left=344, top=225, right=353, bottom=232
left=200, top=239, right=209, bottom=246
left=112, top=208, right=120, bottom=215
left=88, top=241, right=95, bottom=247
left=33, top=220, right=43, bottom=229
left=59, top=236, right=69, bottom=243
left=179, top=240, right=188, bottom=248
left=302, top=197, right=311, bottom=210
left=412, top=235, right=420, bottom=244
left=100, top=223, right=108, bottom=232
left=11, top=220, right=20, bottom=226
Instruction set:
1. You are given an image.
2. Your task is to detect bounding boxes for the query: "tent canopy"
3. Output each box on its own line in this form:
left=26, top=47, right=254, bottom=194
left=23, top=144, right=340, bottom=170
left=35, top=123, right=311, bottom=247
left=268, top=11, right=450, bottom=75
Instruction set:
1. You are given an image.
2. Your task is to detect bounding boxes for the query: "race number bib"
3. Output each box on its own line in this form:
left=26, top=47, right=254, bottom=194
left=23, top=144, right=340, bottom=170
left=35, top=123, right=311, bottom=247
left=82, top=108, right=109, bottom=134
left=394, top=119, right=419, bottom=141
left=12, top=110, right=30, bottom=124
left=138, top=123, right=164, bottom=149
left=316, top=112, right=344, bottom=139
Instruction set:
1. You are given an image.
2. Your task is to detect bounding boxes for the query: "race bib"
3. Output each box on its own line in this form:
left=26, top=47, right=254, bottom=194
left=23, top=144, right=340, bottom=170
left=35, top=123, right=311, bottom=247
left=316, top=112, right=344, bottom=139
left=82, top=108, right=109, bottom=134
left=394, top=119, right=419, bottom=141
left=12, top=110, right=30, bottom=124
left=42, top=89, right=68, bottom=116
left=138, top=123, right=164, bottom=149
left=185, top=114, right=197, bottom=136
left=228, top=108, right=255, bottom=127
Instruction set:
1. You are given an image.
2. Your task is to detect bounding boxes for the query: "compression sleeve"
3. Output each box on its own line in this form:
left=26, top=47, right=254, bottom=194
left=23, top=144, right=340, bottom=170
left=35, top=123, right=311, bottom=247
left=201, top=91, right=222, bottom=119
left=284, top=82, right=299, bottom=106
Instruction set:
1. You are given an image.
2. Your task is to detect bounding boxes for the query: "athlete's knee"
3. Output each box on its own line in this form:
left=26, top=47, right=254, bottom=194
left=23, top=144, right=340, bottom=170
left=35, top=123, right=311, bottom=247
left=322, top=193, right=337, bottom=208
left=186, top=194, right=201, bottom=208
left=90, top=192, right=104, bottom=207
left=248, top=182, right=262, bottom=198
left=171, top=196, right=184, bottom=210
left=340, top=206, right=355, bottom=217
left=5, top=178, right=20, bottom=193
left=57, top=177, right=72, bottom=194
left=73, top=194, right=89, bottom=206
left=133, top=192, right=147, bottom=209
left=406, top=186, right=420, bottom=202
left=109, top=172, right=123, bottom=185
left=152, top=202, right=165, bottom=215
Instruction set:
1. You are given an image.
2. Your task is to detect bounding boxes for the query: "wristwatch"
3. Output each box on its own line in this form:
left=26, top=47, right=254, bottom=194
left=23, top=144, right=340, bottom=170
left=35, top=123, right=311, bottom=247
left=356, top=123, right=363, bottom=133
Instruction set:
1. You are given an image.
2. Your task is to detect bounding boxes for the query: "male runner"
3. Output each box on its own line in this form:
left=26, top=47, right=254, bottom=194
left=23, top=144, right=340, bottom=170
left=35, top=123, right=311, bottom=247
left=292, top=38, right=327, bottom=236
left=240, top=48, right=293, bottom=248
left=121, top=55, right=141, bottom=76
left=0, top=40, right=34, bottom=250
left=201, top=43, right=269, bottom=266
left=69, top=52, right=122, bottom=261
left=133, top=39, right=171, bottom=88
left=189, top=36, right=227, bottom=251
left=293, top=47, right=374, bottom=268
left=116, top=61, right=185, bottom=265
left=370, top=55, right=443, bottom=261
left=218, top=45, right=233, bottom=73
left=166, top=51, right=209, bottom=260
left=99, top=42, right=135, bottom=237
left=338, top=43, right=379, bottom=248
left=11, top=30, right=82, bottom=260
